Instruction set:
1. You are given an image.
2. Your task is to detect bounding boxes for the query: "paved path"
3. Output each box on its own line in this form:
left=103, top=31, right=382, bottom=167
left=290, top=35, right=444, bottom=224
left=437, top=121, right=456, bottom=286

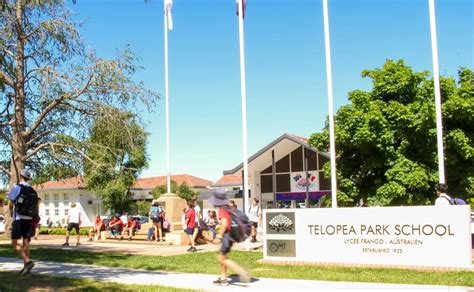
left=0, top=257, right=471, bottom=291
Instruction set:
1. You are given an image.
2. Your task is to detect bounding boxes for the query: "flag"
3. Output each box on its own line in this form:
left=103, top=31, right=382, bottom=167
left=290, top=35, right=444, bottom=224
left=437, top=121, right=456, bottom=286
left=165, top=0, right=173, bottom=30
left=236, top=0, right=247, bottom=19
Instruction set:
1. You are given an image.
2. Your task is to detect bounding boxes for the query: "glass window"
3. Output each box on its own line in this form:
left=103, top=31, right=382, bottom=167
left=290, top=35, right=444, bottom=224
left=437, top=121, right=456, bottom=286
left=45, top=209, right=50, bottom=216
left=276, top=174, right=291, bottom=192
left=44, top=194, right=50, bottom=202
left=260, top=175, right=273, bottom=193
left=319, top=171, right=331, bottom=191
left=63, top=194, right=69, bottom=201
left=53, top=194, right=59, bottom=201
left=304, top=148, right=318, bottom=171
left=318, top=154, right=330, bottom=170
left=54, top=202, right=59, bottom=208
left=64, top=208, right=69, bottom=216
left=55, top=208, right=59, bottom=216
left=276, top=155, right=290, bottom=173
left=261, top=165, right=272, bottom=174
left=291, top=147, right=303, bottom=172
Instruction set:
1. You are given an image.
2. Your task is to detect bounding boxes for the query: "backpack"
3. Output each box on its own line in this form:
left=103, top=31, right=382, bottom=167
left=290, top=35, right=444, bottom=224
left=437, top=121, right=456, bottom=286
left=150, top=206, right=163, bottom=220
left=135, top=220, right=141, bottom=231
left=444, top=196, right=467, bottom=205
left=14, top=184, right=38, bottom=218
left=224, top=206, right=252, bottom=243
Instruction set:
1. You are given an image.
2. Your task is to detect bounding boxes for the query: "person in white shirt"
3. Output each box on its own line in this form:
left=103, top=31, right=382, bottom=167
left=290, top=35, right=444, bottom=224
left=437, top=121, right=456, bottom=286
left=248, top=198, right=262, bottom=242
left=192, top=196, right=202, bottom=242
left=434, top=183, right=452, bottom=206
left=63, top=202, right=81, bottom=246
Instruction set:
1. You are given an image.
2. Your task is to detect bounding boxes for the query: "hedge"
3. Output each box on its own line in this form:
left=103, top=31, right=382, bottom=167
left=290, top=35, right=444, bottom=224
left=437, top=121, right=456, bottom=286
left=38, top=227, right=89, bottom=236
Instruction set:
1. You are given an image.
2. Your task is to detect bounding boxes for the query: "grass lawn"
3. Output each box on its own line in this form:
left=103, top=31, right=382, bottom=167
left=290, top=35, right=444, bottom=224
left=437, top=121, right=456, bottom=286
left=0, top=271, right=198, bottom=292
left=0, top=245, right=473, bottom=287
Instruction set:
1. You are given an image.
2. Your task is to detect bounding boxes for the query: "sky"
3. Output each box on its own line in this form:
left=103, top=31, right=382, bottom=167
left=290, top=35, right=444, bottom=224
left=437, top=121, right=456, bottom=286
left=68, top=0, right=473, bottom=182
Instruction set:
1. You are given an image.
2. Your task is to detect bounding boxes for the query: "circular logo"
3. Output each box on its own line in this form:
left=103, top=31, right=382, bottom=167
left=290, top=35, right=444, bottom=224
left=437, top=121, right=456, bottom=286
left=269, top=243, right=279, bottom=253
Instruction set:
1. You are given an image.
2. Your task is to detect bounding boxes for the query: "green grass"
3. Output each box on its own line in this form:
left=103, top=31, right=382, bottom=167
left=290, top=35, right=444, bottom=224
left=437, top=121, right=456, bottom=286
left=0, top=271, right=198, bottom=292
left=0, top=245, right=472, bottom=287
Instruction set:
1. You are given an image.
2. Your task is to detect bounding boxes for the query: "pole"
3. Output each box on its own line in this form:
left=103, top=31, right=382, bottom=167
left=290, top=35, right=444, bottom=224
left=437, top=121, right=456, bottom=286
left=164, top=1, right=171, bottom=194
left=237, top=0, right=249, bottom=214
left=428, top=0, right=446, bottom=184
left=304, top=155, right=309, bottom=208
left=272, top=150, right=276, bottom=207
left=322, top=0, right=337, bottom=208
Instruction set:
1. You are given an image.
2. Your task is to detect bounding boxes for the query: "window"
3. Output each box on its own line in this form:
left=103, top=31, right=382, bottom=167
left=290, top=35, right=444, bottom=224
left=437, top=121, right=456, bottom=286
left=55, top=209, right=59, bottom=216
left=45, top=209, right=50, bottom=216
left=44, top=194, right=50, bottom=202
left=291, top=147, right=303, bottom=172
left=53, top=194, right=59, bottom=201
left=63, top=193, right=70, bottom=210
left=318, top=154, right=330, bottom=170
left=64, top=209, right=69, bottom=216
left=304, top=148, right=317, bottom=171
left=260, top=175, right=273, bottom=193
left=276, top=155, right=290, bottom=173
left=276, top=174, right=291, bottom=192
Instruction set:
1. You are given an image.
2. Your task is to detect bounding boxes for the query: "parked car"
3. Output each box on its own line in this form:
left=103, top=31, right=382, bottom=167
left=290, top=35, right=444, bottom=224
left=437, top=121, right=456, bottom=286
left=133, top=215, right=149, bottom=225
left=0, top=215, right=5, bottom=234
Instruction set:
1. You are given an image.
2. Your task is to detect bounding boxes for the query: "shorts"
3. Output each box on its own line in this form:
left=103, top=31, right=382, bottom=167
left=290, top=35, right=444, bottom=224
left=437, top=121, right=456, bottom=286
left=219, top=233, right=234, bottom=255
left=184, top=227, right=195, bottom=235
left=11, top=219, right=34, bottom=240
left=152, top=217, right=162, bottom=224
left=251, top=221, right=258, bottom=228
left=67, top=223, right=80, bottom=234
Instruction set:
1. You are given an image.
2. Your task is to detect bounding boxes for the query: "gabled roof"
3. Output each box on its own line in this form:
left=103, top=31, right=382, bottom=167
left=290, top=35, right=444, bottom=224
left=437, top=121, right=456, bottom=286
left=35, top=176, right=85, bottom=190
left=223, top=133, right=329, bottom=175
left=212, top=175, right=242, bottom=187
left=133, top=174, right=213, bottom=189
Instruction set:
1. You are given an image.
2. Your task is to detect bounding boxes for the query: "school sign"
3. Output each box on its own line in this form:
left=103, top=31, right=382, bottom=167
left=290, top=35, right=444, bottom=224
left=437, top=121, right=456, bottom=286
left=263, top=206, right=472, bottom=268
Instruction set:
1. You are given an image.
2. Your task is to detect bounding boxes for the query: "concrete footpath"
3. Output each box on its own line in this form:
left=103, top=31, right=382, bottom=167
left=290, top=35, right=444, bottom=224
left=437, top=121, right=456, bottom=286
left=0, top=257, right=471, bottom=291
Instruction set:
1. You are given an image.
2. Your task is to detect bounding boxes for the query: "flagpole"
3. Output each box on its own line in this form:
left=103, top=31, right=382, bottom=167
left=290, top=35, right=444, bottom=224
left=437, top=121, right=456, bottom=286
left=428, top=0, right=445, bottom=184
left=237, top=0, right=249, bottom=214
left=322, top=0, right=338, bottom=208
left=164, top=1, right=171, bottom=194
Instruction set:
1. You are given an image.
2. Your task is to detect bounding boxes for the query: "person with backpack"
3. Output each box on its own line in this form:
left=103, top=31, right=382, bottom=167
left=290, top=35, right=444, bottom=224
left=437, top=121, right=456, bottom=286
left=248, top=198, right=261, bottom=242
left=7, top=169, right=38, bottom=276
left=149, top=201, right=165, bottom=242
left=434, top=183, right=466, bottom=206
left=62, top=202, right=81, bottom=246
left=209, top=188, right=250, bottom=286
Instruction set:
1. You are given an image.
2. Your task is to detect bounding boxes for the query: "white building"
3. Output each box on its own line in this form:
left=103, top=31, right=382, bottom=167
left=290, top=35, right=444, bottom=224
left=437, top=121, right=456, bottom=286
left=222, top=133, right=331, bottom=209
left=35, top=174, right=214, bottom=227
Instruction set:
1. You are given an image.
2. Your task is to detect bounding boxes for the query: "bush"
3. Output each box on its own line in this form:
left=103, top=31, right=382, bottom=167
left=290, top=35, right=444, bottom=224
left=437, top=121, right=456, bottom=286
left=39, top=227, right=89, bottom=236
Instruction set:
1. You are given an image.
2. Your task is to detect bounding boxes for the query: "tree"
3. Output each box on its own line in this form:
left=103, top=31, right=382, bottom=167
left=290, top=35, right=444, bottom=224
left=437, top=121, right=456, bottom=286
left=152, top=180, right=198, bottom=202
left=0, top=0, right=156, bottom=186
left=84, top=109, right=148, bottom=214
left=310, top=60, right=473, bottom=207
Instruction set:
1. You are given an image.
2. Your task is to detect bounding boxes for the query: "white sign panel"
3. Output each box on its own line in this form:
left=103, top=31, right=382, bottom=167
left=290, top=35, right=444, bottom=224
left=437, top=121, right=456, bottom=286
left=264, top=206, right=472, bottom=268
left=290, top=171, right=319, bottom=192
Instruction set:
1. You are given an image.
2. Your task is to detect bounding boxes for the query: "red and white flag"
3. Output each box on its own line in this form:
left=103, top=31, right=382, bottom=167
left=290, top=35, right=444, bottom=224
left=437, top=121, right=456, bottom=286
left=165, top=0, right=173, bottom=30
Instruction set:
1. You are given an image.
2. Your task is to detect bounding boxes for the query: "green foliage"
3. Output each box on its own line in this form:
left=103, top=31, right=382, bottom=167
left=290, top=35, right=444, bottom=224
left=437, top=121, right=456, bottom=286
left=310, top=60, right=473, bottom=206
left=132, top=200, right=152, bottom=216
left=38, top=227, right=89, bottom=236
left=84, top=109, right=148, bottom=213
left=152, top=180, right=198, bottom=202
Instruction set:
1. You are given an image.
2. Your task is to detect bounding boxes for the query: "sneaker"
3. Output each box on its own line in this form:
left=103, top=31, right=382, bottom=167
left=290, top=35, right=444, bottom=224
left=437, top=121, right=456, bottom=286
left=62, top=242, right=69, bottom=246
left=156, top=239, right=160, bottom=242
left=250, top=238, right=256, bottom=243
left=190, top=247, right=197, bottom=252
left=21, top=261, right=34, bottom=276
left=86, top=238, right=93, bottom=242
left=18, top=263, right=26, bottom=275
left=213, top=277, right=229, bottom=286
left=186, top=246, right=193, bottom=252
left=76, top=242, right=81, bottom=246
left=161, top=238, right=165, bottom=242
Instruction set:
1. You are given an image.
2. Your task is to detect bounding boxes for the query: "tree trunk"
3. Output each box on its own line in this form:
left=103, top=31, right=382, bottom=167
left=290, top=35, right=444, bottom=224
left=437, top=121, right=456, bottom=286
left=9, top=0, right=27, bottom=188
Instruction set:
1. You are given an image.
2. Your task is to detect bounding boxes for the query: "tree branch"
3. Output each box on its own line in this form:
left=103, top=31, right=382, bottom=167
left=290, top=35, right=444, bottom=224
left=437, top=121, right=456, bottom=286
left=26, top=141, right=98, bottom=166
left=0, top=69, right=14, bottom=87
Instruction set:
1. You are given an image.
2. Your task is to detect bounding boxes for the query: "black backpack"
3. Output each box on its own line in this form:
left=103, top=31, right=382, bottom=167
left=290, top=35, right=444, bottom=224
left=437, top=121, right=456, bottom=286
left=14, top=184, right=39, bottom=218
left=224, top=206, right=252, bottom=243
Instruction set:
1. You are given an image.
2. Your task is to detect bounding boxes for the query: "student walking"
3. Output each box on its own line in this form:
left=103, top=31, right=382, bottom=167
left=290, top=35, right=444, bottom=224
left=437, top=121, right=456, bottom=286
left=185, top=202, right=197, bottom=252
left=248, top=198, right=261, bottom=242
left=434, top=183, right=452, bottom=206
left=149, top=202, right=165, bottom=242
left=8, top=169, right=38, bottom=276
left=62, top=202, right=81, bottom=246
left=210, top=189, right=250, bottom=286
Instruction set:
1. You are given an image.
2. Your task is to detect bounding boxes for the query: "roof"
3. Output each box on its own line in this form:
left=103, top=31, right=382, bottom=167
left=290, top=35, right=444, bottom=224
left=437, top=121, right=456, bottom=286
left=223, top=133, right=329, bottom=175
left=212, top=175, right=242, bottom=187
left=133, top=174, right=213, bottom=189
left=35, top=174, right=213, bottom=191
left=35, top=176, right=85, bottom=190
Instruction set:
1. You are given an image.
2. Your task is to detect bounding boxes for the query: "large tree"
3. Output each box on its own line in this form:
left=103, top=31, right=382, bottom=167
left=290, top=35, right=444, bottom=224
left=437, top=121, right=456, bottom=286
left=84, top=108, right=148, bottom=213
left=0, top=0, right=156, bottom=186
left=310, top=60, right=473, bottom=207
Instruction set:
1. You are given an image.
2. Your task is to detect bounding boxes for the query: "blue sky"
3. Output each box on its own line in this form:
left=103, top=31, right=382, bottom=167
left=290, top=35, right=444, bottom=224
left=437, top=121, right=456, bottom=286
left=69, top=0, right=473, bottom=182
